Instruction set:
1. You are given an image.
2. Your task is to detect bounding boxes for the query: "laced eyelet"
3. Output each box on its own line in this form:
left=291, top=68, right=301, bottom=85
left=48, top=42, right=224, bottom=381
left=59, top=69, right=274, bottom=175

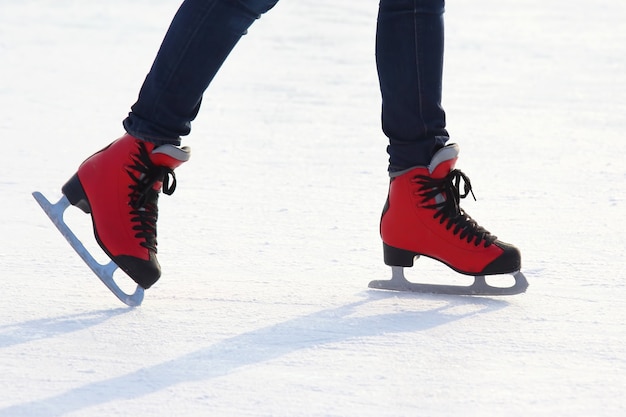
left=125, top=142, right=178, bottom=252
left=414, top=169, right=496, bottom=247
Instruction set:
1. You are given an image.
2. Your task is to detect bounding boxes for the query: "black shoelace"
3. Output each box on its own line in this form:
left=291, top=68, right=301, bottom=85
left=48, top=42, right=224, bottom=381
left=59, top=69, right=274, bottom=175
left=126, top=142, right=178, bottom=252
left=412, top=169, right=497, bottom=247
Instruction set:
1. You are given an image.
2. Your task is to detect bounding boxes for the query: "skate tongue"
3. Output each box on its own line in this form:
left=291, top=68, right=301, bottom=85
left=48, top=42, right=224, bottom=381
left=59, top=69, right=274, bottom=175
left=150, top=145, right=191, bottom=170
left=429, top=144, right=459, bottom=178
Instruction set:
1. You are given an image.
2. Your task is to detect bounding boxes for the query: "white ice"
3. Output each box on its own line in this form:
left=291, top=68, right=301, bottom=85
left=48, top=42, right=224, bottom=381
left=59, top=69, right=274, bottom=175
left=1, top=0, right=625, bottom=416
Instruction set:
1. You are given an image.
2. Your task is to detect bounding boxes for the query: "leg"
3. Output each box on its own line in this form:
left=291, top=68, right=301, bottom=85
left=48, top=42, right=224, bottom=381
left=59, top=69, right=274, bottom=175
left=123, top=0, right=280, bottom=146
left=61, top=0, right=279, bottom=290
left=376, top=0, right=448, bottom=171
left=376, top=1, right=526, bottom=294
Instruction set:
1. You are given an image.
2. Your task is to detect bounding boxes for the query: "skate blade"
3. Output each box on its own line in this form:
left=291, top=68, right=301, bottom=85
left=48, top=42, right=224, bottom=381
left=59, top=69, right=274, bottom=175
left=32, top=191, right=144, bottom=306
left=369, top=266, right=529, bottom=296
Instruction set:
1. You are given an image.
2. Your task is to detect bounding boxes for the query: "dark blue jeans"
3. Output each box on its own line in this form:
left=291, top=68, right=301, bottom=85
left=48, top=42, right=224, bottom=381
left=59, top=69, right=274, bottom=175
left=123, top=0, right=448, bottom=170
left=376, top=0, right=448, bottom=170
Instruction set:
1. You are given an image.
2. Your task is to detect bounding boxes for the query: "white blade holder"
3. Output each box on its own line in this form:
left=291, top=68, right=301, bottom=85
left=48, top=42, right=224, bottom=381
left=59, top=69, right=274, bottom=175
left=32, top=192, right=144, bottom=306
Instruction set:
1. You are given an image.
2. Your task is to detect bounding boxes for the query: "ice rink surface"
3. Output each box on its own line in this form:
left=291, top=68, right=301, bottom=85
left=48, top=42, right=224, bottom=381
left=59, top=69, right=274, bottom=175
left=1, top=1, right=625, bottom=415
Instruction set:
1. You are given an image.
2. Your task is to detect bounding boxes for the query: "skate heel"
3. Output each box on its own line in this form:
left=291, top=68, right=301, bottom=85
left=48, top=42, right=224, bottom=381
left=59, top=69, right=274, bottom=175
left=61, top=173, right=92, bottom=213
left=383, top=243, right=419, bottom=267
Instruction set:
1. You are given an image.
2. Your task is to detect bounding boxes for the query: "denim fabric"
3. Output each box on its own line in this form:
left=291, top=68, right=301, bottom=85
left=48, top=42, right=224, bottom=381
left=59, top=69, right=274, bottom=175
left=124, top=0, right=448, bottom=170
left=377, top=0, right=449, bottom=170
left=123, top=0, right=279, bottom=145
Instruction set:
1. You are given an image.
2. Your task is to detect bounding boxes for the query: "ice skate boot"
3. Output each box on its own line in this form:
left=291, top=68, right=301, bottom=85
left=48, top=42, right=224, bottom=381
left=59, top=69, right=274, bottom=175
left=370, top=143, right=528, bottom=295
left=33, top=134, right=190, bottom=304
left=58, top=134, right=190, bottom=291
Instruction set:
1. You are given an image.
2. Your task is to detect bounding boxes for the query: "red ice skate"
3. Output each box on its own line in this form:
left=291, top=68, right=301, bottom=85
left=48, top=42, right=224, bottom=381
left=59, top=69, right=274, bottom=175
left=32, top=134, right=190, bottom=305
left=33, top=135, right=190, bottom=306
left=370, top=144, right=528, bottom=295
left=61, top=134, right=191, bottom=289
